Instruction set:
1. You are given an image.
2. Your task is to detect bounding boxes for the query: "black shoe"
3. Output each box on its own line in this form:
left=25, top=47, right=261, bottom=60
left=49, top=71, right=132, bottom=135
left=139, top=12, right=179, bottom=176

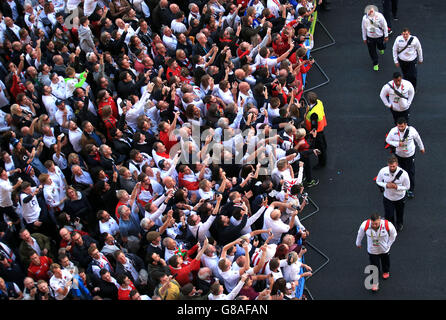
left=396, top=224, right=403, bottom=232
left=312, top=164, right=325, bottom=170
left=393, top=16, right=398, bottom=21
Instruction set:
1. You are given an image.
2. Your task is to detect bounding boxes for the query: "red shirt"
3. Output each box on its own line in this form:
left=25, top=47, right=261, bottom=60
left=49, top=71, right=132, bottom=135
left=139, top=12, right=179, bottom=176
left=166, top=65, right=182, bottom=82
left=98, top=97, right=118, bottom=119
left=168, top=259, right=201, bottom=286
left=159, top=131, right=178, bottom=154
left=118, top=281, right=136, bottom=300
left=27, top=256, right=53, bottom=281
left=102, top=116, right=117, bottom=140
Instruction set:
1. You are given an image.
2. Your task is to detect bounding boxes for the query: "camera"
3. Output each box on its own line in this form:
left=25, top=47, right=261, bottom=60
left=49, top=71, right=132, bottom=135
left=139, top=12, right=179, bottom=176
left=291, top=204, right=301, bottom=211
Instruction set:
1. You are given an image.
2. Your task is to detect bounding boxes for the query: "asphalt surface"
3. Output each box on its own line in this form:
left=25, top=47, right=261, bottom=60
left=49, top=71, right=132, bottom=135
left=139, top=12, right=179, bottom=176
left=300, top=0, right=446, bottom=299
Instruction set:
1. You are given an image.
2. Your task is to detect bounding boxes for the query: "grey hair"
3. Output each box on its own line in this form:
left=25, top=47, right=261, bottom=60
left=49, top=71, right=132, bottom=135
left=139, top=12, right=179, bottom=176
left=140, top=217, right=151, bottom=229
left=198, top=267, right=212, bottom=280
left=217, top=117, right=229, bottom=129
left=364, top=4, right=379, bottom=14
left=117, top=205, right=128, bottom=217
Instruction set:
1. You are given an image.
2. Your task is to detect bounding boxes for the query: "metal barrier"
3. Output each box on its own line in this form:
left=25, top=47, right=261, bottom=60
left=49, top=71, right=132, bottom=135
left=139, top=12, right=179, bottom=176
left=296, top=196, right=331, bottom=300
left=303, top=60, right=331, bottom=93
left=311, top=20, right=337, bottom=53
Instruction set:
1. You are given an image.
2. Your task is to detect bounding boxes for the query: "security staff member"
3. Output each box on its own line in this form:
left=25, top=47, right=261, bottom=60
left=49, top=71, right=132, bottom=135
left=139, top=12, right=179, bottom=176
left=376, top=155, right=410, bottom=232
left=304, top=91, right=327, bottom=170
left=392, top=28, right=423, bottom=90
left=361, top=5, right=389, bottom=71
left=379, top=72, right=415, bottom=124
left=385, top=117, right=425, bottom=199
left=356, top=213, right=397, bottom=291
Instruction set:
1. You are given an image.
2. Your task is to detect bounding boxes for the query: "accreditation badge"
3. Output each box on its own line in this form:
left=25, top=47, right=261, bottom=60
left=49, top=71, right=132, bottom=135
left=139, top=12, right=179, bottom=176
left=373, top=239, right=380, bottom=247
left=393, top=96, right=400, bottom=103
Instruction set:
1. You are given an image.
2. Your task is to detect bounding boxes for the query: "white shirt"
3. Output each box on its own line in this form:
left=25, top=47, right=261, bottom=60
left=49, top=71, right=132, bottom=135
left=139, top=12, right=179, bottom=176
left=220, top=266, right=254, bottom=293
left=20, top=188, right=41, bottom=224
left=361, top=12, right=388, bottom=40
left=0, top=177, right=13, bottom=207
left=230, top=205, right=267, bottom=234
left=83, top=0, right=98, bottom=17
left=262, top=206, right=291, bottom=244
left=55, top=106, right=75, bottom=127
left=69, top=128, right=83, bottom=153
left=385, top=126, right=424, bottom=158
left=208, top=279, right=244, bottom=300
left=74, top=170, right=93, bottom=186
left=0, top=80, right=9, bottom=108
left=49, top=166, right=66, bottom=195
left=99, top=217, right=120, bottom=236
left=216, top=88, right=235, bottom=105
left=50, top=269, right=73, bottom=300
left=201, top=253, right=223, bottom=281
left=267, top=0, right=281, bottom=18
left=50, top=77, right=67, bottom=100
left=393, top=35, right=423, bottom=63
left=41, top=95, right=58, bottom=121
left=187, top=214, right=216, bottom=243
left=356, top=219, right=397, bottom=255
left=379, top=79, right=415, bottom=112
left=43, top=182, right=65, bottom=210
left=376, top=166, right=410, bottom=201
left=43, top=131, right=57, bottom=149
left=163, top=34, right=178, bottom=52
left=282, top=259, right=303, bottom=282
left=171, top=20, right=187, bottom=34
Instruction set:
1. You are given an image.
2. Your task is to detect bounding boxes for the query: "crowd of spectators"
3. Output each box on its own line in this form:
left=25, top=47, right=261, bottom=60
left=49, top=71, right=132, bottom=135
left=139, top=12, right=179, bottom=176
left=0, top=0, right=326, bottom=300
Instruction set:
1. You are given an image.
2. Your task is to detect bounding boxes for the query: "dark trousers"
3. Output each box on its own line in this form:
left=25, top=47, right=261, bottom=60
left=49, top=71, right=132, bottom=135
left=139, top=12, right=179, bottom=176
left=314, top=131, right=327, bottom=167
left=367, top=36, right=386, bottom=66
left=398, top=58, right=418, bottom=89
left=390, top=107, right=410, bottom=124
left=396, top=155, right=415, bottom=191
left=369, top=252, right=390, bottom=274
left=382, top=0, right=399, bottom=28
left=383, top=196, right=405, bottom=227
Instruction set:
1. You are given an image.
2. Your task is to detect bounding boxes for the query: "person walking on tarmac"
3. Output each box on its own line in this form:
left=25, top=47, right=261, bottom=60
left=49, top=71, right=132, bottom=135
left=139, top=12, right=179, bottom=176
left=379, top=72, right=415, bottom=124
left=392, top=28, right=423, bottom=91
left=385, top=117, right=425, bottom=199
left=376, top=155, right=410, bottom=232
left=304, top=91, right=327, bottom=170
left=356, top=213, right=397, bottom=292
left=361, top=5, right=389, bottom=71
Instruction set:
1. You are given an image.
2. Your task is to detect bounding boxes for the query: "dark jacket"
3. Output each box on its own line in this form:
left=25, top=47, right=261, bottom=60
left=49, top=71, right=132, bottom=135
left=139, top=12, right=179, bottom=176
left=97, top=278, right=118, bottom=300
left=115, top=253, right=145, bottom=285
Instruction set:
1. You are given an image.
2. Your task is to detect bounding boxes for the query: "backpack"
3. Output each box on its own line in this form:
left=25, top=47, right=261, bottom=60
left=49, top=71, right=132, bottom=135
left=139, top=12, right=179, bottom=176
left=364, top=219, right=390, bottom=233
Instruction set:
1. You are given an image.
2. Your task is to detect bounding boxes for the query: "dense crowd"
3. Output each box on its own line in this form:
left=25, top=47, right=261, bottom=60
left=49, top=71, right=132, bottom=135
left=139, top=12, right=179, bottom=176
left=0, top=0, right=328, bottom=300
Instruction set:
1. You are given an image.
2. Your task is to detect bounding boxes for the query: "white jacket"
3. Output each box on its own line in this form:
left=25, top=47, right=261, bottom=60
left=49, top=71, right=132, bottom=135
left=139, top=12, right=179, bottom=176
left=385, top=125, right=424, bottom=158
left=376, top=166, right=410, bottom=201
left=356, top=219, right=397, bottom=255
left=392, top=35, right=423, bottom=63
left=379, top=79, right=415, bottom=112
left=361, top=12, right=388, bottom=40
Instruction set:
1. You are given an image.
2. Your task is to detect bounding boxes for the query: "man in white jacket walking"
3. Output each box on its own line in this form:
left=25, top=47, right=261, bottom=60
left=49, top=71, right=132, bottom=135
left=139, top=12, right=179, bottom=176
left=356, top=213, right=397, bottom=291
left=380, top=72, right=415, bottom=124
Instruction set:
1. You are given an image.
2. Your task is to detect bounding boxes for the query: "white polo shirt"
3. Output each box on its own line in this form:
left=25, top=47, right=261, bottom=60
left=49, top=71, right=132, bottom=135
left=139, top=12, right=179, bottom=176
left=50, top=269, right=73, bottom=300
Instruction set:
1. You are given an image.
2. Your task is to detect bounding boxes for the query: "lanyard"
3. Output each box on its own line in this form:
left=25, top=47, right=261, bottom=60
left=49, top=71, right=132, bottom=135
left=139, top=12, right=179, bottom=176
left=370, top=223, right=383, bottom=244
